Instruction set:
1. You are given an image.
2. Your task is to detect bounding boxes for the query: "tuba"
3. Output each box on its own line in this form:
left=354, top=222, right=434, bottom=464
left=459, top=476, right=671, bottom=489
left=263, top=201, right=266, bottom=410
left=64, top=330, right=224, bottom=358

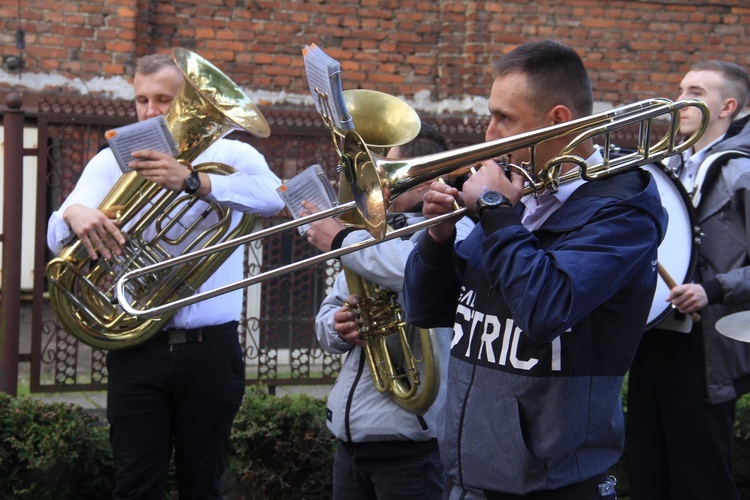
left=46, top=48, right=271, bottom=350
left=326, top=89, right=440, bottom=414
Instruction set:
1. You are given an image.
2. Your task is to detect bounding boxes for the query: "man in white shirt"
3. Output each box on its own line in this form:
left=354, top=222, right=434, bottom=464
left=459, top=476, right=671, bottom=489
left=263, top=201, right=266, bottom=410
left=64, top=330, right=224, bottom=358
left=47, top=53, right=284, bottom=499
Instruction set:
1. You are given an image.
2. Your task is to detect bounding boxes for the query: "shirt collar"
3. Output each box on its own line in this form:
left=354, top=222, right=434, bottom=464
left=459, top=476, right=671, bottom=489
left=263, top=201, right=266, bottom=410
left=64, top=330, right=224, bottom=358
left=684, top=133, right=725, bottom=166
left=521, top=148, right=601, bottom=206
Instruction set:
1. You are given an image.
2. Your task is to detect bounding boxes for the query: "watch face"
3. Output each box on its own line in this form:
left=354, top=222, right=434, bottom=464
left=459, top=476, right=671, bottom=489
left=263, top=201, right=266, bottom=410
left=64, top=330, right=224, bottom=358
left=476, top=190, right=509, bottom=216
left=185, top=171, right=200, bottom=193
left=481, top=190, right=504, bottom=205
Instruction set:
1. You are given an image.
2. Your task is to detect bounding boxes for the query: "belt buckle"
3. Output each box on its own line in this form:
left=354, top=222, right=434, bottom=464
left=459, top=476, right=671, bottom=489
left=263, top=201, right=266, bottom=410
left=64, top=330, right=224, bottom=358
left=168, top=329, right=187, bottom=345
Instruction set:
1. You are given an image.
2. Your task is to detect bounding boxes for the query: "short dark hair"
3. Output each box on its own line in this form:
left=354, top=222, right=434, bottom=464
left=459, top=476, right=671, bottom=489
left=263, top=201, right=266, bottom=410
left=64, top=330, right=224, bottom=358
left=396, top=122, right=467, bottom=189
left=492, top=39, right=593, bottom=118
left=690, top=60, right=750, bottom=120
left=135, top=53, right=179, bottom=77
left=398, top=122, right=450, bottom=158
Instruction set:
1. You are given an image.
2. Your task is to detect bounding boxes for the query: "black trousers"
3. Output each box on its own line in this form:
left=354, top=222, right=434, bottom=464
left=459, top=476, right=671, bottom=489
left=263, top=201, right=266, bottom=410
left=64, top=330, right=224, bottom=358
left=106, top=322, right=245, bottom=500
left=626, top=327, right=739, bottom=500
left=333, top=440, right=444, bottom=499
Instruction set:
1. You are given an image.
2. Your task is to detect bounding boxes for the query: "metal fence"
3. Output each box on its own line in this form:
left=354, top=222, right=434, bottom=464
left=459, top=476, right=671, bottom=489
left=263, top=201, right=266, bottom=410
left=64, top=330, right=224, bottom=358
left=4, top=94, right=487, bottom=393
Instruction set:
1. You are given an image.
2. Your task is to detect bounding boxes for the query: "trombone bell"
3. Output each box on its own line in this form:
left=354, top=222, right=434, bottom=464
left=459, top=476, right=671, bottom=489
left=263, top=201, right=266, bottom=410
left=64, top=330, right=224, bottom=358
left=335, top=89, right=422, bottom=227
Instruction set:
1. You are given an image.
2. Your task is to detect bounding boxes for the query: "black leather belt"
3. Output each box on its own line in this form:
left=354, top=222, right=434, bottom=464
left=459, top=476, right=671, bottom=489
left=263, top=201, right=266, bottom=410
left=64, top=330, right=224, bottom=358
left=162, top=321, right=239, bottom=345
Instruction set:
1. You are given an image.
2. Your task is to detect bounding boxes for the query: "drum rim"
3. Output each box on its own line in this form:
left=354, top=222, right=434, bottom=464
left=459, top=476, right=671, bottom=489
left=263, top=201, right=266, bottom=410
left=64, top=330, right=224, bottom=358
left=641, top=162, right=701, bottom=330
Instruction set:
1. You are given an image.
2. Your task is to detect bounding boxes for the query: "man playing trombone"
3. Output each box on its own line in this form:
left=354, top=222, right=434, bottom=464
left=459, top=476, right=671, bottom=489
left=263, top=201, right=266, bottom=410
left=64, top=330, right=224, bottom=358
left=402, top=39, right=668, bottom=499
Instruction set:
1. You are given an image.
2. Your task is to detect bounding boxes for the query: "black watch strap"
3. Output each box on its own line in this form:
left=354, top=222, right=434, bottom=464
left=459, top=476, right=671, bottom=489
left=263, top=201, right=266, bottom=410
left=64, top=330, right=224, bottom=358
left=476, top=190, right=511, bottom=217
left=184, top=170, right=201, bottom=194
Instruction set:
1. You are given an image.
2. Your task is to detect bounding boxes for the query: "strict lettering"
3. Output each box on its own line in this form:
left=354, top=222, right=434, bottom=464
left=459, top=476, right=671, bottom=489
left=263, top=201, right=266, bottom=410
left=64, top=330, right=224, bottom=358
left=452, top=311, right=563, bottom=372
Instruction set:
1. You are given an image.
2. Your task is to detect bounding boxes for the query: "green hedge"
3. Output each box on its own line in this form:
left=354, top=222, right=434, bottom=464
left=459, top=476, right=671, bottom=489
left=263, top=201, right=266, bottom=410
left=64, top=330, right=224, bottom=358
left=0, top=394, right=114, bottom=499
left=0, top=388, right=747, bottom=499
left=227, top=385, right=336, bottom=499
left=0, top=388, right=335, bottom=500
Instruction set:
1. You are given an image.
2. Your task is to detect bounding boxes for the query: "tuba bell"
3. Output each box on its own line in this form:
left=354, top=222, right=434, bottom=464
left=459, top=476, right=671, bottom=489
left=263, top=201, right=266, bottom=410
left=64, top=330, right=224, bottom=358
left=330, top=89, right=440, bottom=414
left=45, top=48, right=270, bottom=350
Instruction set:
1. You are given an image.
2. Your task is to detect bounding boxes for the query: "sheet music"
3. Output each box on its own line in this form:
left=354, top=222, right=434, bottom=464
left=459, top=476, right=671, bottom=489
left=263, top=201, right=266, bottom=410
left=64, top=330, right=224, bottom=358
left=302, top=43, right=353, bottom=132
left=277, top=164, right=339, bottom=236
left=105, top=115, right=179, bottom=173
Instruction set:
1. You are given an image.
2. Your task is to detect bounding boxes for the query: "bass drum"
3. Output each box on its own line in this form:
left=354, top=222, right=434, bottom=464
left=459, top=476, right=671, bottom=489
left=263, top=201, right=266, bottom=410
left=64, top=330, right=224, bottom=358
left=641, top=163, right=701, bottom=329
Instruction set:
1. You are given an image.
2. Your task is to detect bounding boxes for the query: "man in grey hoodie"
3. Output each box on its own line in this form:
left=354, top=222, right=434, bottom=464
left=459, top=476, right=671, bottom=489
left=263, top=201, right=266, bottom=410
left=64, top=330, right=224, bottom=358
left=303, top=123, right=474, bottom=499
left=627, top=60, right=750, bottom=500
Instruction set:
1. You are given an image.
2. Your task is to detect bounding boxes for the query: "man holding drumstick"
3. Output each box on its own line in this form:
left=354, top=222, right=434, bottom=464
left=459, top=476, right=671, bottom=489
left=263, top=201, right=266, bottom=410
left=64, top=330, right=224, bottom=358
left=627, top=60, right=750, bottom=500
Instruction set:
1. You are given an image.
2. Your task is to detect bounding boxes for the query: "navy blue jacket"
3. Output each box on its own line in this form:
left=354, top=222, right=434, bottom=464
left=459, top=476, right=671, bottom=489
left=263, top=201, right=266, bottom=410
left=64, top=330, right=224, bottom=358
left=403, top=169, right=667, bottom=494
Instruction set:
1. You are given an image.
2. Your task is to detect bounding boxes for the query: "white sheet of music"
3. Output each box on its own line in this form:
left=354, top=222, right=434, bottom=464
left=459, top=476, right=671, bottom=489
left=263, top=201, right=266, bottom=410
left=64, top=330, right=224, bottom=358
left=105, top=115, right=179, bottom=173
left=302, top=43, right=353, bottom=132
left=277, top=164, right=338, bottom=236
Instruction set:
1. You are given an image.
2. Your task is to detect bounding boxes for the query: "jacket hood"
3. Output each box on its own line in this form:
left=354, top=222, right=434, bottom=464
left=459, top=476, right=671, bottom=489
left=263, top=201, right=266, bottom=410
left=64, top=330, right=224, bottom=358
left=713, top=114, right=750, bottom=155
left=543, top=169, right=668, bottom=248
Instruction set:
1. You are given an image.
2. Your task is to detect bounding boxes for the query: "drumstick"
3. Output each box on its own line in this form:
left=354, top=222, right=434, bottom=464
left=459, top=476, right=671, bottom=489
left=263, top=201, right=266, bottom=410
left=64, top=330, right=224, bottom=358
left=657, top=263, right=701, bottom=322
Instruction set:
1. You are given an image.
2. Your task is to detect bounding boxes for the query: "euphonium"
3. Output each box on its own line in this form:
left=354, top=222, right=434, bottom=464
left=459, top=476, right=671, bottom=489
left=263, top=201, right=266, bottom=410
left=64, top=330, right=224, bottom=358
left=45, top=48, right=271, bottom=350
left=344, top=268, right=440, bottom=415
left=334, top=90, right=440, bottom=414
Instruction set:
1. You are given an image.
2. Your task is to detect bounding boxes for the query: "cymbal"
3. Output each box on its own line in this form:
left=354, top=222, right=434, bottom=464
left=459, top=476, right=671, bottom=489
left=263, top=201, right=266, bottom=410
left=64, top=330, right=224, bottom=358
left=715, top=311, right=750, bottom=342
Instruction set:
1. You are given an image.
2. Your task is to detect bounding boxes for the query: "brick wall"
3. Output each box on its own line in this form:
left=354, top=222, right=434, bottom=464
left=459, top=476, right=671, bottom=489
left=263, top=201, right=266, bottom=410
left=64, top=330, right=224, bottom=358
left=0, top=0, right=749, bottom=113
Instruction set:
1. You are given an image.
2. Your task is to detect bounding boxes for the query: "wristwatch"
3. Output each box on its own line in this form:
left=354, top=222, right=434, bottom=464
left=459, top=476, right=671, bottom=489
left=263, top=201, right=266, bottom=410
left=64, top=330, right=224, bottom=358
left=475, top=190, right=511, bottom=217
left=184, top=170, right=201, bottom=195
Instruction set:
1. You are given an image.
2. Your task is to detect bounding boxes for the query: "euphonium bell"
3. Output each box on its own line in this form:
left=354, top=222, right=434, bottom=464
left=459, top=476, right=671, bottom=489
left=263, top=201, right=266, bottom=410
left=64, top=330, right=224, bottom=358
left=331, top=91, right=440, bottom=414
left=341, top=89, right=421, bottom=152
left=46, top=48, right=270, bottom=350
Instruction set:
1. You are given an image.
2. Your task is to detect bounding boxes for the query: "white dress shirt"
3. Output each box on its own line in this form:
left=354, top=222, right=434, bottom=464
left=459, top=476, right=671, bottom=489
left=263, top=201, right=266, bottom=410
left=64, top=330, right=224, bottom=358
left=47, top=138, right=284, bottom=329
left=678, top=134, right=724, bottom=195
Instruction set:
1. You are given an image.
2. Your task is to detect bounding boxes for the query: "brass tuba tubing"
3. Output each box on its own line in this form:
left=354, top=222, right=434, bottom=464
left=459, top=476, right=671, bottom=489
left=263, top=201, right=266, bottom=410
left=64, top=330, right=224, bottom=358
left=115, top=97, right=709, bottom=318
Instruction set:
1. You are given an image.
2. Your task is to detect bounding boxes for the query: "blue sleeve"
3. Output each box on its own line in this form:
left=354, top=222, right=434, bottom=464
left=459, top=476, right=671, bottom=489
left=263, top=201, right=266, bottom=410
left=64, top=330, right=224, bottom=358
left=403, top=231, right=463, bottom=328
left=481, top=203, right=660, bottom=342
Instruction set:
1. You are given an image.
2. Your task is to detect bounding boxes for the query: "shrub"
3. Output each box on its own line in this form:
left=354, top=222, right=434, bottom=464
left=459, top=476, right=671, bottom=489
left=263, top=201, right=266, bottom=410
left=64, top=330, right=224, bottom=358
left=735, top=394, right=750, bottom=489
left=227, top=385, right=336, bottom=499
left=0, top=386, right=747, bottom=499
left=0, top=393, right=114, bottom=499
left=0, top=388, right=335, bottom=499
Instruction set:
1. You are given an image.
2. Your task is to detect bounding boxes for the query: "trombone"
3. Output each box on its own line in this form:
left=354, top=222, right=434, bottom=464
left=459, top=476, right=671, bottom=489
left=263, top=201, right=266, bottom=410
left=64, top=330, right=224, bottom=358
left=115, top=97, right=709, bottom=318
